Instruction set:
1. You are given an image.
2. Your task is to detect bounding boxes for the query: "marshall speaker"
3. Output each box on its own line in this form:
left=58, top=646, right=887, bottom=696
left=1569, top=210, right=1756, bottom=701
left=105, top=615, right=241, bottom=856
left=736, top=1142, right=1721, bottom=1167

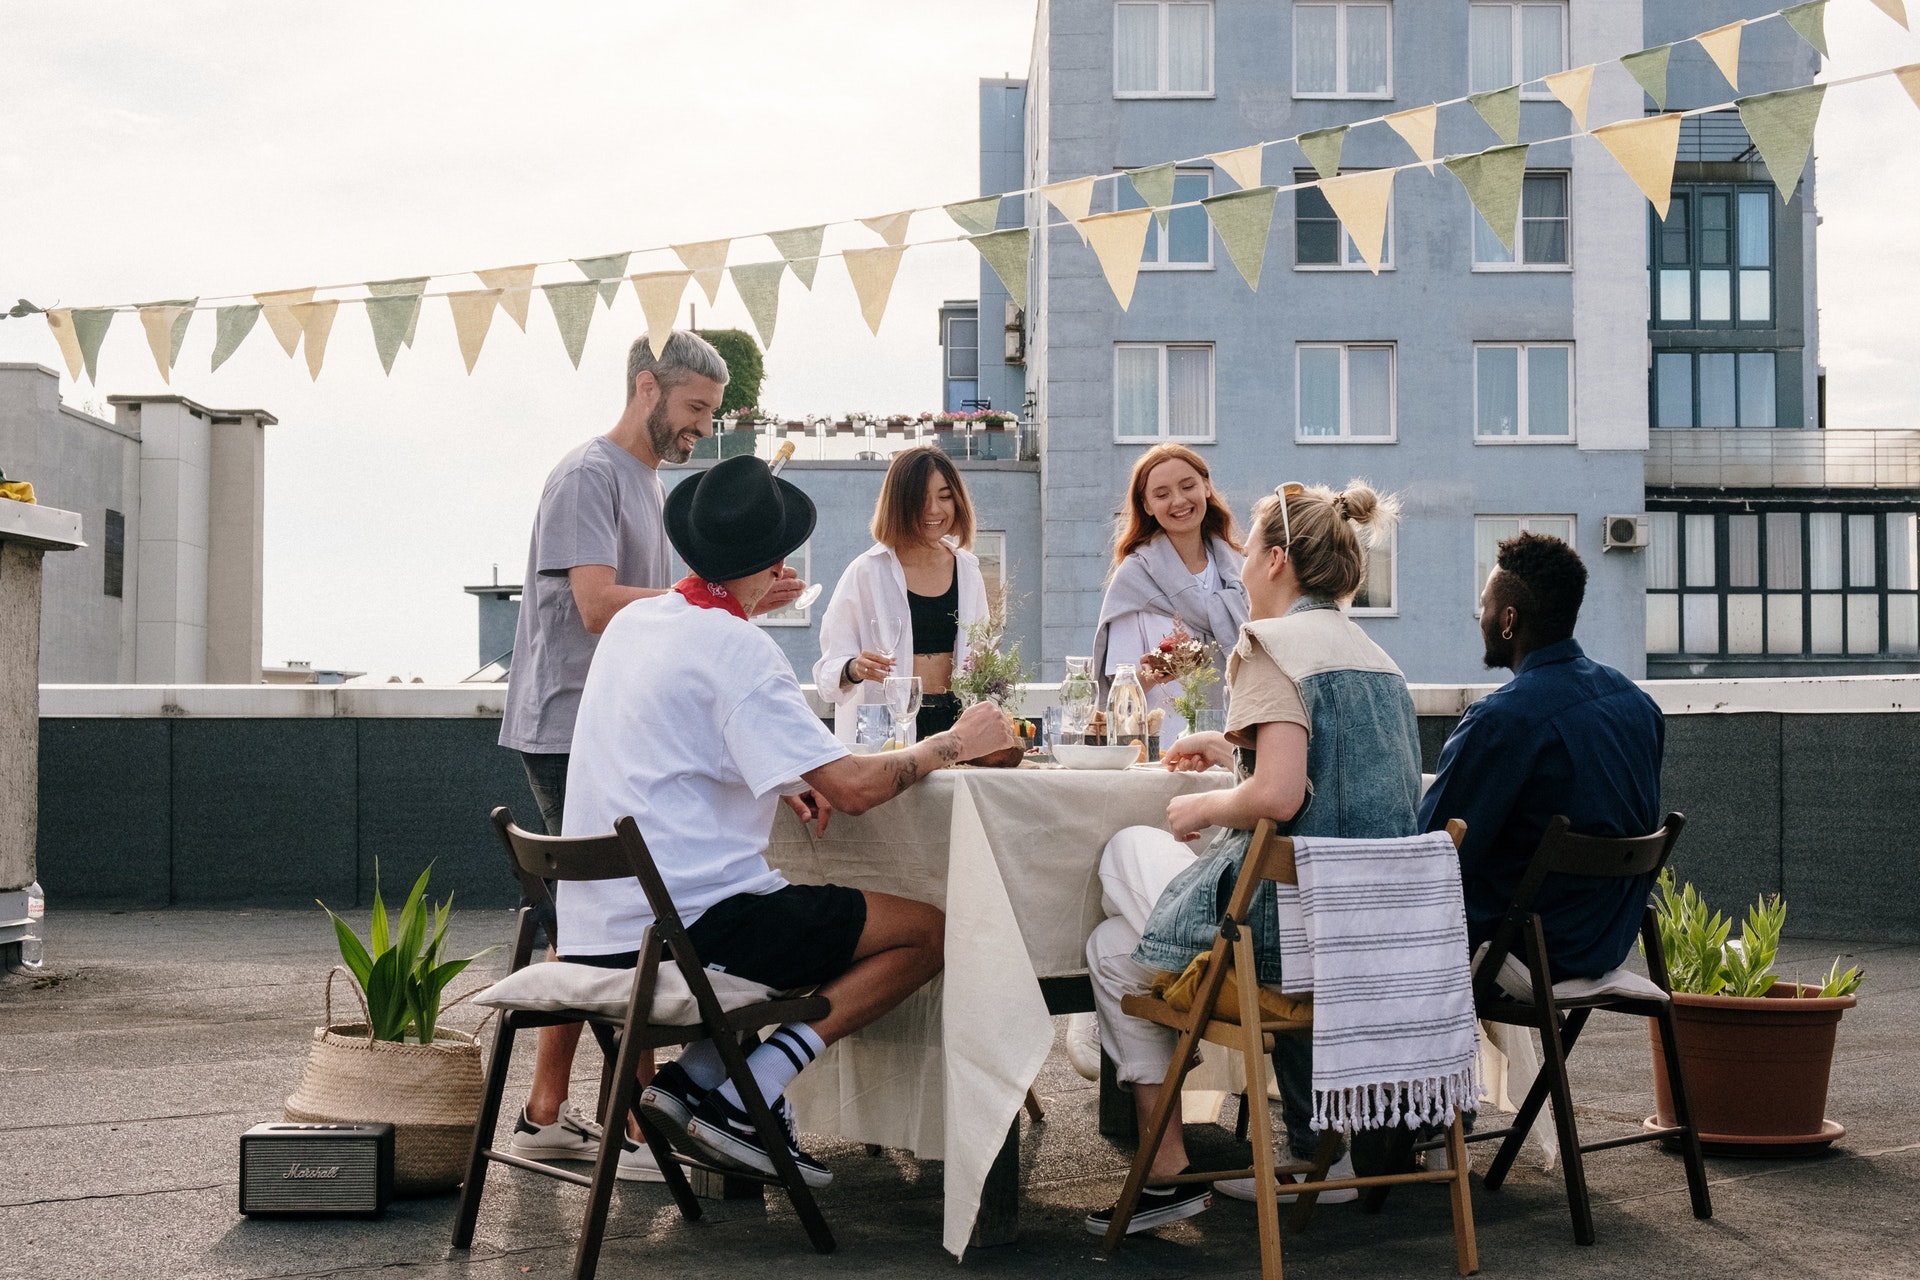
left=239, top=1122, right=394, bottom=1217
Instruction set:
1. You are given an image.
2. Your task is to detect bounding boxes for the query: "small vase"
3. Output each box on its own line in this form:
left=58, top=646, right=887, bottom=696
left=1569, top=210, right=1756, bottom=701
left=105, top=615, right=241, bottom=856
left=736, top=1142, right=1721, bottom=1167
left=1187, top=708, right=1226, bottom=735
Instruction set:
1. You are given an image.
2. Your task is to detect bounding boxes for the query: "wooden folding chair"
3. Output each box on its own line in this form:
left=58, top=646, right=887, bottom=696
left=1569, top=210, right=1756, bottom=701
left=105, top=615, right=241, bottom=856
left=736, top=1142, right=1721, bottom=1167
left=1464, top=812, right=1711, bottom=1245
left=450, top=808, right=835, bottom=1280
left=1098, top=818, right=1479, bottom=1280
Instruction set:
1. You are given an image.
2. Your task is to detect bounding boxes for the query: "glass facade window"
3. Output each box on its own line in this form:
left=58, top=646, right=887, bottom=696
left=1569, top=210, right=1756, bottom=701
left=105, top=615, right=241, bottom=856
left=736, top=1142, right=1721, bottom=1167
left=1295, top=169, right=1394, bottom=268
left=1475, top=344, right=1572, bottom=439
left=1293, top=2, right=1392, bottom=97
left=1115, top=343, right=1214, bottom=440
left=973, top=531, right=1007, bottom=598
left=1468, top=2, right=1566, bottom=94
left=1350, top=529, right=1396, bottom=614
left=1474, top=173, right=1570, bottom=267
left=1118, top=169, right=1213, bottom=267
left=1653, top=183, right=1773, bottom=328
left=1297, top=343, right=1395, bottom=440
left=1115, top=1, right=1213, bottom=96
left=1653, top=351, right=1777, bottom=428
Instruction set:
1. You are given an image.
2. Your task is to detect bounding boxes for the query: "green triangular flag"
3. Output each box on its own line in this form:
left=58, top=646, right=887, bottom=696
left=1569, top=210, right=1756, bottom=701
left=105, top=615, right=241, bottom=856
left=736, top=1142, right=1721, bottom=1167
left=730, top=261, right=786, bottom=349
left=71, top=308, right=114, bottom=384
left=1298, top=126, right=1346, bottom=181
left=366, top=277, right=427, bottom=346
left=969, top=228, right=1029, bottom=310
left=365, top=295, right=417, bottom=375
left=1444, top=144, right=1531, bottom=253
left=1782, top=1, right=1829, bottom=56
left=573, top=253, right=631, bottom=308
left=1469, top=86, right=1522, bottom=145
left=541, top=281, right=599, bottom=369
left=1621, top=45, right=1672, bottom=110
left=211, top=304, right=261, bottom=372
left=1124, top=163, right=1176, bottom=228
left=1200, top=186, right=1278, bottom=291
left=944, top=196, right=1003, bottom=237
left=768, top=226, right=825, bottom=290
left=1738, top=83, right=1826, bottom=202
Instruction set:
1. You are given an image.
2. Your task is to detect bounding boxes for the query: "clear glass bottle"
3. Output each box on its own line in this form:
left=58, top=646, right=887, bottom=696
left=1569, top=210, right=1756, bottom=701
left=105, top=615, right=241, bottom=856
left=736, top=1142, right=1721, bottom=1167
left=20, top=880, right=44, bottom=969
left=1108, top=665, right=1149, bottom=752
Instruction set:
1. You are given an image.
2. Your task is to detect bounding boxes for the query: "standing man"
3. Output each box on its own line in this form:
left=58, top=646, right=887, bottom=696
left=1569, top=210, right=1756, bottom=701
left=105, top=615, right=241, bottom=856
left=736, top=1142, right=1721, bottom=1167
left=498, top=330, right=800, bottom=1179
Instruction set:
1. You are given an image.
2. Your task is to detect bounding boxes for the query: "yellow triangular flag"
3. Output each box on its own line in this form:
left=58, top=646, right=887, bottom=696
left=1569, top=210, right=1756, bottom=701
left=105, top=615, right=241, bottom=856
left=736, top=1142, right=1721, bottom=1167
left=1040, top=177, right=1097, bottom=243
left=1207, top=144, right=1265, bottom=192
left=1697, top=22, right=1743, bottom=92
left=255, top=287, right=314, bottom=356
left=1738, top=83, right=1826, bottom=202
left=673, top=240, right=730, bottom=306
left=628, top=271, right=691, bottom=361
left=1869, top=0, right=1908, bottom=28
left=1077, top=207, right=1154, bottom=310
left=1544, top=65, right=1595, bottom=131
left=1899, top=63, right=1920, bottom=111
left=1384, top=106, right=1438, bottom=168
left=476, top=265, right=536, bottom=332
left=860, top=211, right=914, bottom=247
left=1593, top=113, right=1684, bottom=220
left=447, top=289, right=500, bottom=374
left=1319, top=170, right=1396, bottom=275
left=843, top=245, right=907, bottom=336
left=45, top=310, right=85, bottom=382
left=138, top=302, right=193, bottom=384
left=290, top=300, right=338, bottom=381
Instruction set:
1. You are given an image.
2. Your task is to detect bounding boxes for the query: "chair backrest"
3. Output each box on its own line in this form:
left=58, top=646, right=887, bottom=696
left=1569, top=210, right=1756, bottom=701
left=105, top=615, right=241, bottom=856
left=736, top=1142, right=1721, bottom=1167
left=1222, top=817, right=1468, bottom=924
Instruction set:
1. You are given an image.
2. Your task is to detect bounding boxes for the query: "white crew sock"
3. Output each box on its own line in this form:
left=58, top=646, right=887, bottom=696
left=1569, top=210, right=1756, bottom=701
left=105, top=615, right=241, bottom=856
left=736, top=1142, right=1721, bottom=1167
left=717, top=1023, right=826, bottom=1111
left=672, top=1039, right=727, bottom=1090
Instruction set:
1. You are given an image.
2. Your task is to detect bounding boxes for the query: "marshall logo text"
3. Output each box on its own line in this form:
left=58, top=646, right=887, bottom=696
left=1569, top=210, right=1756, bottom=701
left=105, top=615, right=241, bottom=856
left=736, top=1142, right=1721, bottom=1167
left=284, top=1163, right=342, bottom=1180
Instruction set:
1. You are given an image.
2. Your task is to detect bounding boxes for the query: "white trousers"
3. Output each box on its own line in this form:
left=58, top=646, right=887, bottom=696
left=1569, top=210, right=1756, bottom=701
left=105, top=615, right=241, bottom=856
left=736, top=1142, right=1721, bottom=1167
left=1086, top=825, right=1201, bottom=1085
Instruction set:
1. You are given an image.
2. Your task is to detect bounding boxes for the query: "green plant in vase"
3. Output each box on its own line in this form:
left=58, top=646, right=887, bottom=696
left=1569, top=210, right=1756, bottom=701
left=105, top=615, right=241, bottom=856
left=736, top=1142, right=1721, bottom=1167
left=318, top=862, right=495, bottom=1044
left=953, top=582, right=1034, bottom=762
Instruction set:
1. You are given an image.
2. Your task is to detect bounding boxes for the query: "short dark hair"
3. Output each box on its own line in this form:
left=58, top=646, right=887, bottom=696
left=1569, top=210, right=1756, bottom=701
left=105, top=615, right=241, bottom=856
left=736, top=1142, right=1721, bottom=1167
left=871, top=446, right=975, bottom=550
left=1494, top=531, right=1587, bottom=645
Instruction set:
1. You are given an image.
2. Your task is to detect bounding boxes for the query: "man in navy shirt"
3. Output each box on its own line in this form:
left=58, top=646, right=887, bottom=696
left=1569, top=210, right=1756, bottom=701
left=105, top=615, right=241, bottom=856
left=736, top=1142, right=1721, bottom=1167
left=1419, top=533, right=1664, bottom=979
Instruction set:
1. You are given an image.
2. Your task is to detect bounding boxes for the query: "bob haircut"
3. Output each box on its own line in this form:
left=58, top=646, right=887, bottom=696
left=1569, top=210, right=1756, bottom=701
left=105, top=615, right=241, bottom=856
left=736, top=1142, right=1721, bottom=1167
left=1113, top=442, right=1240, bottom=565
left=870, top=446, right=976, bottom=551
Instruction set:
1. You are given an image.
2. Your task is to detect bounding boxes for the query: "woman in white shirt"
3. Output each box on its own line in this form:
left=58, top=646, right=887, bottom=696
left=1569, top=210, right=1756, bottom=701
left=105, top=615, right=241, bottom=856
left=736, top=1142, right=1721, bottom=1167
left=1091, top=443, right=1248, bottom=742
left=815, top=446, right=989, bottom=742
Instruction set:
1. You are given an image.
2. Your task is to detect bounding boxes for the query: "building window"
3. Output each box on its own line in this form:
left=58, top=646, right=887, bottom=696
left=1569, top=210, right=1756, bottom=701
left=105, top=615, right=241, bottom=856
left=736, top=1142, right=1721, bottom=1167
left=1646, top=509, right=1920, bottom=657
left=1350, top=528, right=1397, bottom=614
left=1294, top=170, right=1395, bottom=269
left=1117, top=168, right=1213, bottom=268
left=1296, top=343, right=1395, bottom=441
left=103, top=508, right=125, bottom=599
left=1473, top=172, right=1570, bottom=268
left=1115, top=1, right=1214, bottom=97
left=1469, top=2, right=1567, bottom=95
left=1116, top=343, right=1215, bottom=441
left=1474, top=515, right=1573, bottom=606
left=974, top=531, right=1007, bottom=598
left=1653, top=351, right=1778, bottom=429
left=1293, top=2, right=1392, bottom=97
left=946, top=316, right=979, bottom=381
left=1653, top=186, right=1774, bottom=328
left=1475, top=343, right=1573, bottom=441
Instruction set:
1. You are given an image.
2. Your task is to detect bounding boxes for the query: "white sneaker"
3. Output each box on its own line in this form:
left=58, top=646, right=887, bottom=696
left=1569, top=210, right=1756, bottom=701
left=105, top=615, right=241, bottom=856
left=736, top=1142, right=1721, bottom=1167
left=1066, top=1013, right=1102, bottom=1082
left=507, top=1100, right=666, bottom=1183
left=1425, top=1144, right=1450, bottom=1171
left=1214, top=1151, right=1358, bottom=1204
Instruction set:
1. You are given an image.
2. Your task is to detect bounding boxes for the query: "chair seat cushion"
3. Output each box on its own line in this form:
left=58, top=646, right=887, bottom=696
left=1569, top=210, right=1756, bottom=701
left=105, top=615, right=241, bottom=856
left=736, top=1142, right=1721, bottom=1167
left=473, top=961, right=777, bottom=1025
left=1474, top=942, right=1668, bottom=1005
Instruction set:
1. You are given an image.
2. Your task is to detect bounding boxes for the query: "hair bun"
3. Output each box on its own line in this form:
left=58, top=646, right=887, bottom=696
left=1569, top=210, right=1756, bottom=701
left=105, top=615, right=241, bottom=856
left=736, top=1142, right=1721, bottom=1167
left=1339, top=485, right=1377, bottom=524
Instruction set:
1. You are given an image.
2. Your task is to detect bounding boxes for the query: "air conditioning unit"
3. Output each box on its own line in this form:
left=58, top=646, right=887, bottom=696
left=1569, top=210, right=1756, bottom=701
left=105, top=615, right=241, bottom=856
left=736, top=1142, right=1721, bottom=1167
left=1003, top=301, right=1026, bottom=366
left=1603, top=514, right=1650, bottom=551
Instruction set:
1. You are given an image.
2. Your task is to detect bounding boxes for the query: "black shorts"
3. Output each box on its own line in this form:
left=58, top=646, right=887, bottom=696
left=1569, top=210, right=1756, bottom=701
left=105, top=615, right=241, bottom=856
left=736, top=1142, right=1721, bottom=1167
left=561, top=883, right=868, bottom=991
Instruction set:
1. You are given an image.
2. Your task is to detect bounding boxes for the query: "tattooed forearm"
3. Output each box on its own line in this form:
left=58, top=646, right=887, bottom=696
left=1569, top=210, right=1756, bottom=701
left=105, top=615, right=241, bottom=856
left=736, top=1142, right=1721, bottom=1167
left=888, top=757, right=922, bottom=795
left=930, top=734, right=962, bottom=766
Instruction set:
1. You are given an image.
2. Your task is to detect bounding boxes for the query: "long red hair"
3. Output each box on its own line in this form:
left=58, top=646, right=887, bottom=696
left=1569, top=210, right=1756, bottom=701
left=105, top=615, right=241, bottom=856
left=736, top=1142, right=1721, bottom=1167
left=1113, top=444, right=1241, bottom=565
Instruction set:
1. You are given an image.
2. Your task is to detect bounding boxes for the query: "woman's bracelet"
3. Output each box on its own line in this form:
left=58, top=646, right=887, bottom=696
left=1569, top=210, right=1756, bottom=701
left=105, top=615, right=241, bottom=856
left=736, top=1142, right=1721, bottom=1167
left=843, top=658, right=862, bottom=686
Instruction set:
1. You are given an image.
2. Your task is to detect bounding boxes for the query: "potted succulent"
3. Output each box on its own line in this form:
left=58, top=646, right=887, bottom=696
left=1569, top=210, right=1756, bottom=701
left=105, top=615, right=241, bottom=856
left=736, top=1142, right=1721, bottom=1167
left=286, top=865, right=495, bottom=1193
left=952, top=582, right=1033, bottom=767
left=1645, top=871, right=1864, bottom=1156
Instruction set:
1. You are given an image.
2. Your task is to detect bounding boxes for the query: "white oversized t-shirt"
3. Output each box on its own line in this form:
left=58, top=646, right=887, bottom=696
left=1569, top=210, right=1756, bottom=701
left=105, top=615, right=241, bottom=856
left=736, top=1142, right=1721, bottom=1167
left=557, top=592, right=849, bottom=954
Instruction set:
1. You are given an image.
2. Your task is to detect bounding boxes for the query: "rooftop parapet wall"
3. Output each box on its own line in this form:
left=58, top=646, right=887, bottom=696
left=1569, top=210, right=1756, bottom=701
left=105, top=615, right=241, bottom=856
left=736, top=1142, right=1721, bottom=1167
left=1648, top=430, right=1920, bottom=491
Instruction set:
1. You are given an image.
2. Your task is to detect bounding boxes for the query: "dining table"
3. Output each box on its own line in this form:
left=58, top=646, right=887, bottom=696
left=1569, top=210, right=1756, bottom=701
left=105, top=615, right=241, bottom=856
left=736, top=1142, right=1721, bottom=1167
left=765, top=760, right=1234, bottom=1258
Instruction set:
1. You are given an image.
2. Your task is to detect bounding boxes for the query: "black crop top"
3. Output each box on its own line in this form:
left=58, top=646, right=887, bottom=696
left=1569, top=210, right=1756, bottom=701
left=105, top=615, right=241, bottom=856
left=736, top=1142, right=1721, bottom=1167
left=907, top=570, right=960, bottom=656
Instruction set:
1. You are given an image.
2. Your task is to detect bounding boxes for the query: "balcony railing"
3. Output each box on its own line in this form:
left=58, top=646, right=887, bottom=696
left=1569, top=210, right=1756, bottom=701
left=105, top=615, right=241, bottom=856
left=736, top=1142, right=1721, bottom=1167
left=1647, top=429, right=1920, bottom=491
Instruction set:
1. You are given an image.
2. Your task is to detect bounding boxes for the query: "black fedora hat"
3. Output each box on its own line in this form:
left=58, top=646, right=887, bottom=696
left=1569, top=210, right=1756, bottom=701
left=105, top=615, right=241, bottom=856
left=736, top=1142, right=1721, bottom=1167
left=665, top=455, right=817, bottom=582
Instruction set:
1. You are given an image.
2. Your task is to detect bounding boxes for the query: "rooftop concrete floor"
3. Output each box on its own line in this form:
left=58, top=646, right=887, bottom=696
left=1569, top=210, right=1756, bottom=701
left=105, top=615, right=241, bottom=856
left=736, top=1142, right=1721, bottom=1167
left=4, top=910, right=1916, bottom=1280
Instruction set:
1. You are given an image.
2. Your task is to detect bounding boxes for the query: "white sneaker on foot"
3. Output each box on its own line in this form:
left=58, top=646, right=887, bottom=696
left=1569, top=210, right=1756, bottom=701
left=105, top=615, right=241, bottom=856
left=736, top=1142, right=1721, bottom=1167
left=1065, top=1013, right=1102, bottom=1082
left=1214, top=1151, right=1358, bottom=1204
left=507, top=1101, right=666, bottom=1183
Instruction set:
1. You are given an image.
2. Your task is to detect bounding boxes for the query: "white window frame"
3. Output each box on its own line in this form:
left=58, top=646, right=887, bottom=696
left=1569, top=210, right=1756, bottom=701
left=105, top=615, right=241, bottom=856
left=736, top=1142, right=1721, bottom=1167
left=1294, top=342, right=1398, bottom=443
left=1468, top=1, right=1568, bottom=99
left=1474, top=343, right=1576, bottom=444
left=1472, top=170, right=1572, bottom=272
left=1113, top=342, right=1217, bottom=442
left=1349, top=527, right=1399, bottom=616
left=974, top=530, right=1007, bottom=598
left=1114, top=1, right=1216, bottom=99
left=757, top=540, right=812, bottom=627
left=1474, top=514, right=1576, bottom=610
left=1293, top=168, right=1396, bottom=272
left=1292, top=2, right=1395, bottom=100
left=944, top=314, right=979, bottom=379
left=1117, top=167, right=1215, bottom=270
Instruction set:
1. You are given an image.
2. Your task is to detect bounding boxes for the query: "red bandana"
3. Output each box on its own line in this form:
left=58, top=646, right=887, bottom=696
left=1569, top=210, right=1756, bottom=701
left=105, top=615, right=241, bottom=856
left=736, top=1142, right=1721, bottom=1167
left=673, top=573, right=748, bottom=621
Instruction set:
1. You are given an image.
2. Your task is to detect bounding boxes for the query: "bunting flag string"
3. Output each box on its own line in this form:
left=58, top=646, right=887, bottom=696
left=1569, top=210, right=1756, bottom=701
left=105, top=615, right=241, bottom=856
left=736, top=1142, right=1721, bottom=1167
left=1200, top=187, right=1278, bottom=291
left=1319, top=170, right=1396, bottom=274
left=1469, top=86, right=1522, bottom=145
left=943, top=197, right=1002, bottom=237
left=447, top=289, right=499, bottom=374
left=541, top=281, right=598, bottom=369
left=210, top=304, right=260, bottom=373
left=1125, top=163, right=1176, bottom=227
left=859, top=211, right=914, bottom=247
left=1207, top=143, right=1266, bottom=192
left=1545, top=65, right=1596, bottom=131
left=365, top=291, right=419, bottom=376
left=1698, top=21, right=1746, bottom=92
left=843, top=245, right=906, bottom=335
left=1040, top=177, right=1097, bottom=243
left=256, top=287, right=313, bottom=357
left=1077, top=207, right=1154, bottom=308
left=46, top=310, right=87, bottom=382
left=1739, top=83, right=1827, bottom=200
left=572, top=254, right=631, bottom=308
left=971, top=228, right=1029, bottom=309
left=673, top=240, right=730, bottom=305
left=476, top=265, right=536, bottom=331
left=730, top=261, right=786, bottom=348
left=366, top=277, right=427, bottom=347
left=1445, top=145, right=1531, bottom=254
left=629, top=270, right=691, bottom=360
left=1593, top=114, right=1686, bottom=219
left=1384, top=106, right=1438, bottom=169
left=291, top=300, right=338, bottom=381
left=137, top=300, right=194, bottom=384
left=1298, top=126, right=1346, bottom=181
left=768, top=226, right=826, bottom=289
left=1784, top=1, right=1830, bottom=55
left=1622, top=45, right=1674, bottom=110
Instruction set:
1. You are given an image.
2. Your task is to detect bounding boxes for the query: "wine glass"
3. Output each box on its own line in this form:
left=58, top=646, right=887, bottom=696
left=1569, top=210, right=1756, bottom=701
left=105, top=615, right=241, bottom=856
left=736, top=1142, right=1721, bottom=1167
left=871, top=614, right=906, bottom=667
left=883, top=675, right=923, bottom=746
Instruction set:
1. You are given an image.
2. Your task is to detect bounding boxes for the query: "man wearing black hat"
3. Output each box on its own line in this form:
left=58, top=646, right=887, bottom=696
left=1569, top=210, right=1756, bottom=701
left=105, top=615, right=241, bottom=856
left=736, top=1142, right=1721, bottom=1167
left=557, top=455, right=1014, bottom=1188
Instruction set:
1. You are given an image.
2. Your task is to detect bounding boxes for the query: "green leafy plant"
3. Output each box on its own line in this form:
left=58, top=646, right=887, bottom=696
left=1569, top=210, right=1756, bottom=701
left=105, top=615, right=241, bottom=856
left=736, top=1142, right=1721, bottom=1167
left=695, top=328, right=763, bottom=414
left=952, top=580, right=1031, bottom=715
left=319, top=863, right=494, bottom=1043
left=1650, top=870, right=1864, bottom=999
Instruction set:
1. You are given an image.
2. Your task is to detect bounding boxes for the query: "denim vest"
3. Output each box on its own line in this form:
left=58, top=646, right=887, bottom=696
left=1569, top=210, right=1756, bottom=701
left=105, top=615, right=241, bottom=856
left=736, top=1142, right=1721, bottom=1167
left=1132, top=598, right=1423, bottom=984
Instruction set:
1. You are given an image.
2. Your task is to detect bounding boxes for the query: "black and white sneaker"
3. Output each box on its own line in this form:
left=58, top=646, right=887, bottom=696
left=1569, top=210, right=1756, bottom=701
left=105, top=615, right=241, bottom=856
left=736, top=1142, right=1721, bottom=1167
left=636, top=1061, right=706, bottom=1155
left=685, top=1089, right=832, bottom=1188
left=1084, top=1170, right=1214, bottom=1236
left=506, top=1102, right=664, bottom=1182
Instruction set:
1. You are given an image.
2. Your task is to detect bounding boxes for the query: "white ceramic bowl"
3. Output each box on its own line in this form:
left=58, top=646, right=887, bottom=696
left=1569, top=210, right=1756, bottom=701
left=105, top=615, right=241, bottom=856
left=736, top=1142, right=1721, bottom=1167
left=1052, top=743, right=1141, bottom=771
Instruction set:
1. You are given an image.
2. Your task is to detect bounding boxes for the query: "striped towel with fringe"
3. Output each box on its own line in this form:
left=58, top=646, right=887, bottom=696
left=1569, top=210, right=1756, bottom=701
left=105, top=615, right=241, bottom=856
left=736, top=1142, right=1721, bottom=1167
left=1275, top=832, right=1480, bottom=1132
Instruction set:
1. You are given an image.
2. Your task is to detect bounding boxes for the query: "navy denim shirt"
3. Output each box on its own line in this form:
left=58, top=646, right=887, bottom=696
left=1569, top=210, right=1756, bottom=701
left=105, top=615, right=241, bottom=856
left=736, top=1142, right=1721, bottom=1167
left=1417, top=638, right=1664, bottom=979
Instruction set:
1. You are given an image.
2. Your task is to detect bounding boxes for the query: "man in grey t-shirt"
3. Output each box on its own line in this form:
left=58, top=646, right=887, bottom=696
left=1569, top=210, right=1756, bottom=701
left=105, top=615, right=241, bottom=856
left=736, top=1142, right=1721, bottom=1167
left=497, top=329, right=802, bottom=1179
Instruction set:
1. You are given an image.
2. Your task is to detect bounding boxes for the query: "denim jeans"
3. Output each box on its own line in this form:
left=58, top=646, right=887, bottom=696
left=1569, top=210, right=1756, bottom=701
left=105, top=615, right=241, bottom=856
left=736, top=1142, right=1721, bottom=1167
left=517, top=751, right=569, bottom=948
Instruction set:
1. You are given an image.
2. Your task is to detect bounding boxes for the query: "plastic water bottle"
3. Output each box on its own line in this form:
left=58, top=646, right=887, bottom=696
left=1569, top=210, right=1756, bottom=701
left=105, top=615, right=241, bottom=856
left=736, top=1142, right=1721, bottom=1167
left=20, top=880, right=44, bottom=969
left=1109, top=665, right=1149, bottom=754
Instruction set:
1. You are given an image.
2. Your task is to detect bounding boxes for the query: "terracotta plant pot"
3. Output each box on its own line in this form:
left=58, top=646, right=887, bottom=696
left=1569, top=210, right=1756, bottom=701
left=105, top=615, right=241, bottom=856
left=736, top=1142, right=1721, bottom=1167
left=1648, top=982, right=1856, bottom=1157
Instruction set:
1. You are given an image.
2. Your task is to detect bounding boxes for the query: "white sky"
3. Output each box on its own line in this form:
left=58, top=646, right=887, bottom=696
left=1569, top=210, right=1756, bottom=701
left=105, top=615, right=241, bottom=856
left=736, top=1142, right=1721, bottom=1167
left=2, top=2, right=1916, bottom=681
